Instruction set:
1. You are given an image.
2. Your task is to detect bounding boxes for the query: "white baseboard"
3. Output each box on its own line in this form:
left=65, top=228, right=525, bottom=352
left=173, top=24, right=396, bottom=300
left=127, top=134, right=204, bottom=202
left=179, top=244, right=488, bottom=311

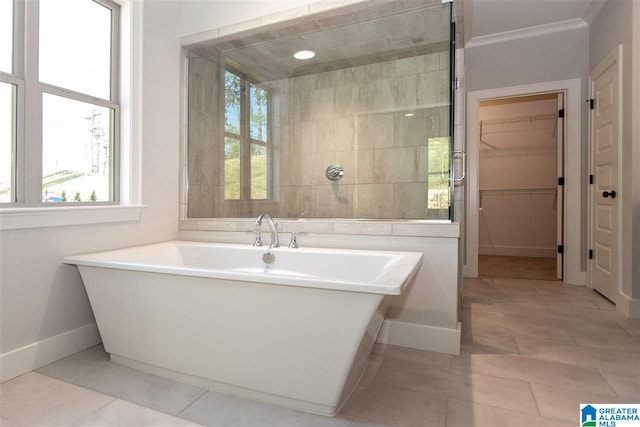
left=0, top=323, right=101, bottom=383
left=377, top=319, right=461, bottom=355
left=616, top=292, right=640, bottom=319
left=478, top=245, right=556, bottom=258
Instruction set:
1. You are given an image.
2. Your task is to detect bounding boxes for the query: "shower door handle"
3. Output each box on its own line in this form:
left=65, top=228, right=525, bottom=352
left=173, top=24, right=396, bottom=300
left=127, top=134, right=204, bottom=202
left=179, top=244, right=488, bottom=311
left=451, top=150, right=466, bottom=183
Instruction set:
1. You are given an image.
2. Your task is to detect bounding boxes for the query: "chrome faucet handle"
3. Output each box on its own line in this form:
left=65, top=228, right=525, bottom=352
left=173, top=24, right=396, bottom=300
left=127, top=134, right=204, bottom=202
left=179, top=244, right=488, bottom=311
left=288, top=232, right=308, bottom=248
left=253, top=231, right=263, bottom=247
left=288, top=232, right=298, bottom=249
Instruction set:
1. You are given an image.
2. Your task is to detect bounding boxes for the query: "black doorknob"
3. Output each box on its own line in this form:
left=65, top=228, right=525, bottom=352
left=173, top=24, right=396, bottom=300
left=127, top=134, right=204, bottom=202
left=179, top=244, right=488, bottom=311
left=603, top=190, right=617, bottom=199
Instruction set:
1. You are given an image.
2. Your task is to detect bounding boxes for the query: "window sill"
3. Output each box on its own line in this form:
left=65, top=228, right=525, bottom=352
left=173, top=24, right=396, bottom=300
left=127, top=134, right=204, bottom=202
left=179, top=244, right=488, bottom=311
left=0, top=205, right=147, bottom=231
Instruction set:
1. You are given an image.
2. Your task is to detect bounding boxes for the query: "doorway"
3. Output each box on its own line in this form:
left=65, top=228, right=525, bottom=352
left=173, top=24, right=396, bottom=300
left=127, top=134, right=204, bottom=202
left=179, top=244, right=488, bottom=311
left=477, top=94, right=563, bottom=281
left=465, top=79, right=584, bottom=286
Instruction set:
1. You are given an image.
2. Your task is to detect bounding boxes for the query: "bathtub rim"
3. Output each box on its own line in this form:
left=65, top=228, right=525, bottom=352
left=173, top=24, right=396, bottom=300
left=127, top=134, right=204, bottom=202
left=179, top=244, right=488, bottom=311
left=63, top=240, right=423, bottom=296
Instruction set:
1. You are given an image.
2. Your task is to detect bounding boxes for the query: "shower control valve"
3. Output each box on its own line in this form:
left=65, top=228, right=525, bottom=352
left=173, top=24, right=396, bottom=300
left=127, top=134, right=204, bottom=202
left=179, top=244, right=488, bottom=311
left=325, top=164, right=344, bottom=181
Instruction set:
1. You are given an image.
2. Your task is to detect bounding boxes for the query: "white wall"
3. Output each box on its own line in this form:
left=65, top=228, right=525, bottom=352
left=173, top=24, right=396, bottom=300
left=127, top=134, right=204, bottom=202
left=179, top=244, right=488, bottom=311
left=0, top=0, right=182, bottom=381
left=465, top=24, right=590, bottom=273
left=589, top=0, right=640, bottom=312
left=464, top=27, right=589, bottom=93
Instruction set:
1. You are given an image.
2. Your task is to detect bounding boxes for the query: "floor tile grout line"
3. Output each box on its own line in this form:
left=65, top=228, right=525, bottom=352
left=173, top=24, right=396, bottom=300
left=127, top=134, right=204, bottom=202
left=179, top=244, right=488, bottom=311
left=175, top=388, right=210, bottom=420
left=444, top=396, right=558, bottom=426
left=42, top=367, right=201, bottom=420
left=67, top=395, right=119, bottom=426
left=443, top=397, right=450, bottom=427
left=375, top=358, right=541, bottom=416
left=594, top=366, right=625, bottom=399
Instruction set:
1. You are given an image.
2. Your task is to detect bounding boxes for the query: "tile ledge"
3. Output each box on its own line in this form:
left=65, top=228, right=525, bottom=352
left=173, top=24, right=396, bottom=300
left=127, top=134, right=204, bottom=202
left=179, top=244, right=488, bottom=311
left=180, top=219, right=459, bottom=238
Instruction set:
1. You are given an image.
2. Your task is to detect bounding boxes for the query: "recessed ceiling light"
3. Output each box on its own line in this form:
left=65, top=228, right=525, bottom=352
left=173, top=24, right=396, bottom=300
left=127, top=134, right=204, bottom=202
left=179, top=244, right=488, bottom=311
left=294, top=50, right=315, bottom=60
left=404, top=112, right=415, bottom=117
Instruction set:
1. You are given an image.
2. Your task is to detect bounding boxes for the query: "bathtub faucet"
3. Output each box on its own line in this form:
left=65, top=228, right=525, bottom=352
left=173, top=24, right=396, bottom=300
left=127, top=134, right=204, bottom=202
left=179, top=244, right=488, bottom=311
left=254, top=214, right=279, bottom=248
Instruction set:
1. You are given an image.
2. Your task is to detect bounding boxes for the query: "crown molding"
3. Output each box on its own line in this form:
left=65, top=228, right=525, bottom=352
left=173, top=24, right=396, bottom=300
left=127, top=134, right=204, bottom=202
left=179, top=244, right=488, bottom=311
left=465, top=18, right=588, bottom=49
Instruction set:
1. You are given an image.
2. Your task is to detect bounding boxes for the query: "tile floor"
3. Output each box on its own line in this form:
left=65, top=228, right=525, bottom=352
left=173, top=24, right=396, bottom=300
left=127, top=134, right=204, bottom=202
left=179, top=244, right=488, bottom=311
left=478, top=255, right=557, bottom=281
left=1, top=277, right=639, bottom=426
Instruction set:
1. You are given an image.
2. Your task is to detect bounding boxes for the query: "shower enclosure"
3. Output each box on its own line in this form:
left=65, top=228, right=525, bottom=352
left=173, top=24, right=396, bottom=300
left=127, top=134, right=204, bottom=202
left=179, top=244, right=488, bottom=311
left=184, top=0, right=456, bottom=221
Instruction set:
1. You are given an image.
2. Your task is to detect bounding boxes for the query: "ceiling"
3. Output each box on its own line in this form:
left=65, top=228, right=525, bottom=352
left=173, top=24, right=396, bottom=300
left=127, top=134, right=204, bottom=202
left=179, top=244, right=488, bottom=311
left=188, top=0, right=451, bottom=83
left=461, top=0, right=604, bottom=45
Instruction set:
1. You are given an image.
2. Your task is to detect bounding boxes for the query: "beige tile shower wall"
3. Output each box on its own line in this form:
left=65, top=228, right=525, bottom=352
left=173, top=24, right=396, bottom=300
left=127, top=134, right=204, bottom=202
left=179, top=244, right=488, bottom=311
left=271, top=51, right=450, bottom=219
left=186, top=50, right=450, bottom=219
left=187, top=56, right=222, bottom=218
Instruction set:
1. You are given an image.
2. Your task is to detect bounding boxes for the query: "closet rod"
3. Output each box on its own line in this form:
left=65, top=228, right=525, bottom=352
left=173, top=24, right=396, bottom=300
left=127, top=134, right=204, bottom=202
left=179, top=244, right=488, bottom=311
left=480, top=113, right=556, bottom=126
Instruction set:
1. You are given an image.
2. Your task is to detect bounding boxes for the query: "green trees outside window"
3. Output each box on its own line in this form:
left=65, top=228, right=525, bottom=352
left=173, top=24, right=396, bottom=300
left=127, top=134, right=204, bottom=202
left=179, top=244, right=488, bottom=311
left=224, top=70, right=270, bottom=201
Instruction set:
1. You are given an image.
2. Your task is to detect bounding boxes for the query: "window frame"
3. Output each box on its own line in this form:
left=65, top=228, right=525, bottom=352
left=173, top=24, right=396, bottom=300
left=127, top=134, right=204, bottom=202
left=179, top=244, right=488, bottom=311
left=0, top=0, right=145, bottom=230
left=223, top=67, right=272, bottom=202
left=3, top=0, right=121, bottom=207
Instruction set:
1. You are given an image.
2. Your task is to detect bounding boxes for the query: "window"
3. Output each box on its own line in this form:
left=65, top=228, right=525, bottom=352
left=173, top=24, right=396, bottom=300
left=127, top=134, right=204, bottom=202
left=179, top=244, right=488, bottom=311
left=224, top=69, right=270, bottom=201
left=1, top=0, right=119, bottom=206
left=426, top=136, right=451, bottom=218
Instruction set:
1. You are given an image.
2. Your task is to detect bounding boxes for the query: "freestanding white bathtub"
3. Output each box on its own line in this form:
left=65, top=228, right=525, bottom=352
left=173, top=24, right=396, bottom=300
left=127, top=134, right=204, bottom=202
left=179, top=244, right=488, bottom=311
left=64, top=241, right=422, bottom=416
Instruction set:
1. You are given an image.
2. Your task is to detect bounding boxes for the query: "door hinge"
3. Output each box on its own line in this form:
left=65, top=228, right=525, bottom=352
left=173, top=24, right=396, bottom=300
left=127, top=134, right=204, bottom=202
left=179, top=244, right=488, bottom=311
left=589, top=174, right=594, bottom=184
left=588, top=249, right=593, bottom=259
left=558, top=245, right=564, bottom=254
left=558, top=177, right=565, bottom=186
left=558, top=109, right=565, bottom=118
left=588, top=99, right=595, bottom=110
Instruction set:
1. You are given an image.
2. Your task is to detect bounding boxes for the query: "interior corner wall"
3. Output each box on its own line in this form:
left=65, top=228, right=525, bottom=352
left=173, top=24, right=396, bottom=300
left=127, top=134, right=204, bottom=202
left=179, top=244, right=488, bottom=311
left=634, top=0, right=640, bottom=301
left=0, top=0, right=182, bottom=380
left=589, top=0, right=638, bottom=304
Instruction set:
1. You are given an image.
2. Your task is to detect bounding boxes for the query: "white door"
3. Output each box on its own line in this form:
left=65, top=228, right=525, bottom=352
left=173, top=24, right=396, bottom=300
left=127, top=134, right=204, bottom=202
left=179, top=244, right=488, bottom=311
left=556, top=93, right=564, bottom=280
left=589, top=46, right=621, bottom=303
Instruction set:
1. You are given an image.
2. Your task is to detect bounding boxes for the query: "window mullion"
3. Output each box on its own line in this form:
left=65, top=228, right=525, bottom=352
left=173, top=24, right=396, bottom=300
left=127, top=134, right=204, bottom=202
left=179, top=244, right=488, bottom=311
left=240, top=77, right=250, bottom=200
left=266, top=91, right=272, bottom=200
left=109, top=0, right=119, bottom=104
left=12, top=0, right=25, bottom=78
left=21, top=0, right=41, bottom=205
left=11, top=79, right=24, bottom=205
left=40, top=83, right=118, bottom=110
